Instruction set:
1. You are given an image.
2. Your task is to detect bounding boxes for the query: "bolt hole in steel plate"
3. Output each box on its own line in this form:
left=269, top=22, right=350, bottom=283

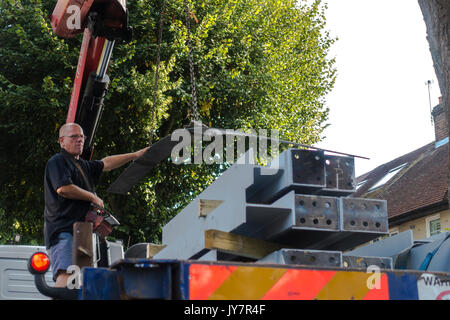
left=295, top=195, right=339, bottom=230
left=323, top=155, right=355, bottom=191
left=283, top=250, right=342, bottom=267
left=291, top=150, right=325, bottom=186
left=341, top=198, right=388, bottom=232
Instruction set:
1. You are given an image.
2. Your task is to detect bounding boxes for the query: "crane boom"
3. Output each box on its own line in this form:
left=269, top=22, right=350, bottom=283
left=50, top=0, right=131, bottom=159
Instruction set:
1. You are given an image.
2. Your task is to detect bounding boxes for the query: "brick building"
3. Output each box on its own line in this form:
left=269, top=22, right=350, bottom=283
left=353, top=99, right=449, bottom=240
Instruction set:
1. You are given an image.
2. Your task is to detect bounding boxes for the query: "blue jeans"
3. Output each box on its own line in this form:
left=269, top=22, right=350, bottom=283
left=49, top=232, right=73, bottom=281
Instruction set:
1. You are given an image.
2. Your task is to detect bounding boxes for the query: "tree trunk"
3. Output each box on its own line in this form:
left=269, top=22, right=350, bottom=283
left=418, top=0, right=450, bottom=205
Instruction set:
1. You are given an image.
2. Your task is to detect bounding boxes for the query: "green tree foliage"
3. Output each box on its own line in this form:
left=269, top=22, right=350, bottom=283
left=0, top=0, right=336, bottom=247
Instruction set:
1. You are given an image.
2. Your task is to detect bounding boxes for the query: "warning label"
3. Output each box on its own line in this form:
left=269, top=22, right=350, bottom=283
left=417, top=273, right=450, bottom=300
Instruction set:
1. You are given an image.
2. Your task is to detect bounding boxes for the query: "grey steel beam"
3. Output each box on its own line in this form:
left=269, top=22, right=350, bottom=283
left=155, top=157, right=267, bottom=260
left=259, top=191, right=388, bottom=251
left=345, top=230, right=414, bottom=258
left=342, top=255, right=393, bottom=270
left=156, top=188, right=388, bottom=259
left=246, top=149, right=326, bottom=204
left=345, top=230, right=450, bottom=272
left=257, top=249, right=342, bottom=268
left=340, top=198, right=388, bottom=233
left=247, top=149, right=356, bottom=204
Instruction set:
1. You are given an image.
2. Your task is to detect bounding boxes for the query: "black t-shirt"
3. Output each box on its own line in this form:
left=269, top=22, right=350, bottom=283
left=44, top=148, right=104, bottom=249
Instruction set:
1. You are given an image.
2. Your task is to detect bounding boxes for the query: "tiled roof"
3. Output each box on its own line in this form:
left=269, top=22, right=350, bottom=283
left=353, top=142, right=448, bottom=218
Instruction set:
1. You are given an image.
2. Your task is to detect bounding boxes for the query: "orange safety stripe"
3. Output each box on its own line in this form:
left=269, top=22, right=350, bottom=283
left=189, top=264, right=390, bottom=300
left=189, top=264, right=237, bottom=300
left=261, top=269, right=336, bottom=300
left=208, top=266, right=287, bottom=300
left=362, top=274, right=389, bottom=300
left=315, top=271, right=389, bottom=300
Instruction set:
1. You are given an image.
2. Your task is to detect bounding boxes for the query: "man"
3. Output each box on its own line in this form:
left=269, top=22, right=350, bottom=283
left=44, top=123, right=148, bottom=288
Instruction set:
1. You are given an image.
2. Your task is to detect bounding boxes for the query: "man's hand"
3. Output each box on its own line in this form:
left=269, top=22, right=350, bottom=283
left=90, top=193, right=104, bottom=209
left=133, top=146, right=149, bottom=160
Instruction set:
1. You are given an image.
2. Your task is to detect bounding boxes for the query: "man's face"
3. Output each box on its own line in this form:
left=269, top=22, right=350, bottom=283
left=59, top=125, right=85, bottom=157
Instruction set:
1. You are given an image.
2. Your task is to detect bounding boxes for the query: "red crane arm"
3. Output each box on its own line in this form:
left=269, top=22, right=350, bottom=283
left=50, top=0, right=131, bottom=159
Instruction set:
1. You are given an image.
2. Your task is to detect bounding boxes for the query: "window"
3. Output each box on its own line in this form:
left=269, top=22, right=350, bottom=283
left=356, top=179, right=367, bottom=191
left=426, top=214, right=441, bottom=237
left=368, top=163, right=407, bottom=191
left=389, top=228, right=399, bottom=237
left=435, top=136, right=449, bottom=149
left=430, top=220, right=441, bottom=236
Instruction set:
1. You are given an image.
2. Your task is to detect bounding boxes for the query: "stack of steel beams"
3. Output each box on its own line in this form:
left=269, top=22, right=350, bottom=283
left=154, top=149, right=388, bottom=261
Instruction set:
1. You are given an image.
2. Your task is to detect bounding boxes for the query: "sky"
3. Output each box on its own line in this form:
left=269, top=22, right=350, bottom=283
left=314, top=0, right=442, bottom=177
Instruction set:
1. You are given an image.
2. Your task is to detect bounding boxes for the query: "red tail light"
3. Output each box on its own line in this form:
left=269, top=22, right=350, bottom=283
left=30, top=252, right=50, bottom=273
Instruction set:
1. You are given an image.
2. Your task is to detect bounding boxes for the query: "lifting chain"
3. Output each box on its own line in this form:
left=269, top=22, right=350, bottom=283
left=184, top=0, right=199, bottom=122
left=150, top=0, right=199, bottom=144
left=149, top=0, right=166, bottom=144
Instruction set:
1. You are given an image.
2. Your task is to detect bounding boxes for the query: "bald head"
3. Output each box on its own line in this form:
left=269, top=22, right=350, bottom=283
left=59, top=123, right=83, bottom=138
left=58, top=123, right=85, bottom=158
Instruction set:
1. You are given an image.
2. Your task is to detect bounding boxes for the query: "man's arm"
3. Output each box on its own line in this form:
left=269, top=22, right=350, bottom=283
left=57, top=184, right=104, bottom=208
left=101, top=147, right=149, bottom=172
